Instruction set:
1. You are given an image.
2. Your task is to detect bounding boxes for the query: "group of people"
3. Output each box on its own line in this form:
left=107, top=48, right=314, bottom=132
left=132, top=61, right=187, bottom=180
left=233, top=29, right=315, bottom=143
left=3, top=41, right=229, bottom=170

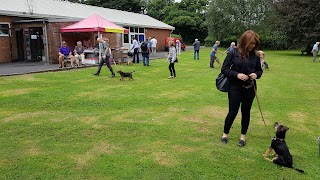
left=130, top=36, right=157, bottom=65
left=59, top=38, right=92, bottom=68
left=58, top=40, right=91, bottom=68
left=60, top=30, right=268, bottom=148
left=210, top=40, right=269, bottom=70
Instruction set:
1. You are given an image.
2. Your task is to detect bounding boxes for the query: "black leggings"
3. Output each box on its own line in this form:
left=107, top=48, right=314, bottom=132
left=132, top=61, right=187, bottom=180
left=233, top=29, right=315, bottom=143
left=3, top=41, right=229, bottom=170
left=168, top=63, right=176, bottom=77
left=223, top=82, right=255, bottom=135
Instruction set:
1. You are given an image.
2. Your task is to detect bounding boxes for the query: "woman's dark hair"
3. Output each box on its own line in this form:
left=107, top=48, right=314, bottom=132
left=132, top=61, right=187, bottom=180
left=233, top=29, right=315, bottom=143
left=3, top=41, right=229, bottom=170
left=238, top=30, right=260, bottom=60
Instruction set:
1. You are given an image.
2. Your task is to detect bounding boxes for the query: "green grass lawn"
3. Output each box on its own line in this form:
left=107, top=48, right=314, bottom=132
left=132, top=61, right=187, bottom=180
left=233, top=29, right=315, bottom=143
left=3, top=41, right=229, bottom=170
left=0, top=48, right=319, bottom=179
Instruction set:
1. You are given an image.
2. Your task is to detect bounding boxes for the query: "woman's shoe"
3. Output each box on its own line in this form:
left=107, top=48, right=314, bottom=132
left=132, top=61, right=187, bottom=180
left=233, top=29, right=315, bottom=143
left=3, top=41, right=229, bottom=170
left=221, top=137, right=228, bottom=144
left=238, top=140, right=246, bottom=147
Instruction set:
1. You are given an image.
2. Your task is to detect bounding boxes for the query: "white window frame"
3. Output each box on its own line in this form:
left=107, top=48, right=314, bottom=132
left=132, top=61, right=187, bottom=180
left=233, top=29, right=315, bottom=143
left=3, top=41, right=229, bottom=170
left=0, top=22, right=11, bottom=37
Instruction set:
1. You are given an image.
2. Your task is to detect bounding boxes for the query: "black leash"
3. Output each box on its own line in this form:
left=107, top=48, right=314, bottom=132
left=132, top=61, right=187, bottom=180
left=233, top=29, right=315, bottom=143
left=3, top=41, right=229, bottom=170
left=252, top=80, right=272, bottom=139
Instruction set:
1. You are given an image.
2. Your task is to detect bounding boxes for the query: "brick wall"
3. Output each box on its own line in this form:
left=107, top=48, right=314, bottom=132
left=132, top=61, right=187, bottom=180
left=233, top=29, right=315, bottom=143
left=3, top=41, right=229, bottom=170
left=145, top=28, right=171, bottom=52
left=0, top=16, right=17, bottom=63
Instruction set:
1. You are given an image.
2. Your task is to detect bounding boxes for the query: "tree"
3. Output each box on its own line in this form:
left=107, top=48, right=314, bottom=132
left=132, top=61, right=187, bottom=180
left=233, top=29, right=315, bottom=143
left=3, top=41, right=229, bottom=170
left=272, top=0, right=320, bottom=47
left=206, top=0, right=267, bottom=46
left=145, top=0, right=175, bottom=20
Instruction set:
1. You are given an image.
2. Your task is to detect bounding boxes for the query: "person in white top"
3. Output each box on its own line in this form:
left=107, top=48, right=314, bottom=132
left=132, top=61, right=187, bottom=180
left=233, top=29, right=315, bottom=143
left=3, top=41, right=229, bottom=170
left=130, top=37, right=140, bottom=63
left=176, top=40, right=181, bottom=56
left=167, top=41, right=177, bottom=79
left=150, top=37, right=157, bottom=56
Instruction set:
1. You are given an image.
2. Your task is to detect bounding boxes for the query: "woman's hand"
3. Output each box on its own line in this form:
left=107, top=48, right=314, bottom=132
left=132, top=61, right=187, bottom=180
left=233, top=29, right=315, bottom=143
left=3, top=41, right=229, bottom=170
left=237, top=73, right=249, bottom=81
left=249, top=73, right=257, bottom=80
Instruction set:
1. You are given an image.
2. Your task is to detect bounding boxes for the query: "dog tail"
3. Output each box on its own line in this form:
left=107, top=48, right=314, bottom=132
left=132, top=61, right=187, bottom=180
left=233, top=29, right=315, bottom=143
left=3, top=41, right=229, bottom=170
left=292, top=167, right=304, bottom=173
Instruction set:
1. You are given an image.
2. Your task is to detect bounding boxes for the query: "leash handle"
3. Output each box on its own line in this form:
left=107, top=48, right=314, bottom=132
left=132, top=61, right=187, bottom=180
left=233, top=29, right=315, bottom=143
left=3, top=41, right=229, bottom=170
left=252, top=80, right=272, bottom=139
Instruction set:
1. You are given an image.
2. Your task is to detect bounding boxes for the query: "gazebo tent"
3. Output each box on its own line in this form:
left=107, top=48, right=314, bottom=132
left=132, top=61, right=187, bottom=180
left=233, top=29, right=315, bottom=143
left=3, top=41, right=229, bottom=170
left=60, top=14, right=128, bottom=64
left=60, top=13, right=128, bottom=33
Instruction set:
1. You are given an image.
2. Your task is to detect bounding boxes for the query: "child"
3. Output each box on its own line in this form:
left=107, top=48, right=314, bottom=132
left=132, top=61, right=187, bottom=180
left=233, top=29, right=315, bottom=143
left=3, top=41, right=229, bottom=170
left=258, top=50, right=269, bottom=70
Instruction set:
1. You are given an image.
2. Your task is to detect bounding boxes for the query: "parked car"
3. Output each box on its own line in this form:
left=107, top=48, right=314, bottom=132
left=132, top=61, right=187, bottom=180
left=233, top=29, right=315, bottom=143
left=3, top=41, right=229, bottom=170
left=164, top=37, right=186, bottom=51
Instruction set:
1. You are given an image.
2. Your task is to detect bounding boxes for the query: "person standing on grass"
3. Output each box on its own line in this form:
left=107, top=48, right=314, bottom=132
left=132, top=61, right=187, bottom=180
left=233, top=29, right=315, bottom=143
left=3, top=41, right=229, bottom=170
left=210, top=41, right=223, bottom=68
left=220, top=30, right=263, bottom=147
left=140, top=39, right=150, bottom=66
left=93, top=37, right=115, bottom=77
left=311, top=42, right=319, bottom=62
left=176, top=39, right=181, bottom=56
left=131, top=37, right=140, bottom=63
left=167, top=41, right=177, bottom=79
left=192, top=39, right=201, bottom=60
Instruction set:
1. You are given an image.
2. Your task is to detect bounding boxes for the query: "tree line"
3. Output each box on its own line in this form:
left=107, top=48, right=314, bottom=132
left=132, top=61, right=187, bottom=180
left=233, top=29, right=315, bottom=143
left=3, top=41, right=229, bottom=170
left=65, top=0, right=320, bottom=49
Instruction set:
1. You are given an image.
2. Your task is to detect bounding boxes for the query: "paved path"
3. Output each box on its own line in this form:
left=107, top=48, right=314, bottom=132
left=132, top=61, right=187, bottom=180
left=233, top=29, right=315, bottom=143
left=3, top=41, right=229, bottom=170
left=0, top=51, right=169, bottom=76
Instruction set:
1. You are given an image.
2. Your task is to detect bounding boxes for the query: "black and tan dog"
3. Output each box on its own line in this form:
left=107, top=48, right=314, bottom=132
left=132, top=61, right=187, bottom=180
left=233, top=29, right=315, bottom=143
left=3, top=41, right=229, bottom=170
left=263, top=122, right=304, bottom=173
left=117, top=70, right=135, bottom=81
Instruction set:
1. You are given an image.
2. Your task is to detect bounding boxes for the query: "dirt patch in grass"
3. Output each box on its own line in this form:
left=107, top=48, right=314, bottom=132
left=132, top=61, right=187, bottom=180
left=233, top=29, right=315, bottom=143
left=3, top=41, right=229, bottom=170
left=74, top=141, right=117, bottom=169
left=153, top=151, right=178, bottom=167
left=172, top=145, right=200, bottom=153
left=23, top=140, right=42, bottom=156
left=3, top=111, right=55, bottom=123
left=80, top=116, right=98, bottom=124
left=199, top=106, right=228, bottom=119
left=0, top=88, right=38, bottom=97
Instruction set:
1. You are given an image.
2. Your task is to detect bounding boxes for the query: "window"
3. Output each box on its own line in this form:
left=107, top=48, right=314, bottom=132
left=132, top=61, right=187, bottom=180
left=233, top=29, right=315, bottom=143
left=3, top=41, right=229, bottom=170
left=124, top=34, right=129, bottom=43
left=139, top=28, right=144, bottom=33
left=0, top=23, right=10, bottom=36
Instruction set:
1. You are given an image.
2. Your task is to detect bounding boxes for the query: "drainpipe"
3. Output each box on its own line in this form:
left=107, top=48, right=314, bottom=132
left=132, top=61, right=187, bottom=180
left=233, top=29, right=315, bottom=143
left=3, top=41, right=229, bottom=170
left=43, top=20, right=49, bottom=64
left=170, top=30, right=173, bottom=38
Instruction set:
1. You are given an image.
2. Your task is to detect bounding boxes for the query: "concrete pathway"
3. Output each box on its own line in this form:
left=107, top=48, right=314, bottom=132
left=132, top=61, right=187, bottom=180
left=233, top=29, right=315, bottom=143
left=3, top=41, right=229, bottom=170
left=0, top=51, right=169, bottom=76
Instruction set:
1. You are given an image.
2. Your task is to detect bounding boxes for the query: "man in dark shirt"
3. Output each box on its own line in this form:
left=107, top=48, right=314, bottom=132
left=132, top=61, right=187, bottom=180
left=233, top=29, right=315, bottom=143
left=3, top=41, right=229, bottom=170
left=192, top=39, right=200, bottom=60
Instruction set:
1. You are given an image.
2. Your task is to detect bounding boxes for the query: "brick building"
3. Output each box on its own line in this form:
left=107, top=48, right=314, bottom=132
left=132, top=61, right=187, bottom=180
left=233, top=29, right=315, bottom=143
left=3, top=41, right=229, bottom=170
left=0, top=0, right=174, bottom=64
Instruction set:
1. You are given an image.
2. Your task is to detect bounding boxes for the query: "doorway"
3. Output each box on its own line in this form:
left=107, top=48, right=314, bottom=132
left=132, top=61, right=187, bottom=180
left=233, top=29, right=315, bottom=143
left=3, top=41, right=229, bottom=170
left=29, top=27, right=44, bottom=61
left=15, top=28, right=24, bottom=61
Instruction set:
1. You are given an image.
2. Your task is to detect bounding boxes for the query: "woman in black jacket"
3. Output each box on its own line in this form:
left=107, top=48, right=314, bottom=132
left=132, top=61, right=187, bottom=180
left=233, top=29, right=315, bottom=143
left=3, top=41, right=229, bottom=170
left=220, top=30, right=263, bottom=147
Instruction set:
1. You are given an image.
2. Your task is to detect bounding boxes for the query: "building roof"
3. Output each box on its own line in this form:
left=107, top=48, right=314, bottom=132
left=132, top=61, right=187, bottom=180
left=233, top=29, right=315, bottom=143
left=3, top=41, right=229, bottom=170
left=0, top=0, right=174, bottom=30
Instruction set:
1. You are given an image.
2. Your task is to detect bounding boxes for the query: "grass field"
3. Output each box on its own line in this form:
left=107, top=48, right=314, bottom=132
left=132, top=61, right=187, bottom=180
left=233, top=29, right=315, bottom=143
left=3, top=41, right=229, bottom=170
left=0, top=48, right=319, bottom=179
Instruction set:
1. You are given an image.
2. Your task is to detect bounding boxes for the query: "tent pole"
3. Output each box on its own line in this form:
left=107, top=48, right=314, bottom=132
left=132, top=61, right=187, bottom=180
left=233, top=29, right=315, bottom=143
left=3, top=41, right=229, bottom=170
left=59, top=33, right=62, bottom=46
left=98, top=31, right=101, bottom=64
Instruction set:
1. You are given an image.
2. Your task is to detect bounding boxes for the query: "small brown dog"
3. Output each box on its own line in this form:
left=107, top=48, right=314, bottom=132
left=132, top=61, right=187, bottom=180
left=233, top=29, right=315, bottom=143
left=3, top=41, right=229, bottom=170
left=117, top=70, right=135, bottom=81
left=263, top=122, right=304, bottom=173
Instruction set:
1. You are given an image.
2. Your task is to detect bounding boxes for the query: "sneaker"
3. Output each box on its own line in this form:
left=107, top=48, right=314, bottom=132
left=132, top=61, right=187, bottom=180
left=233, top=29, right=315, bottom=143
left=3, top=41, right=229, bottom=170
left=221, top=137, right=228, bottom=144
left=93, top=73, right=99, bottom=76
left=109, top=75, right=115, bottom=78
left=238, top=140, right=246, bottom=147
left=168, top=76, right=173, bottom=79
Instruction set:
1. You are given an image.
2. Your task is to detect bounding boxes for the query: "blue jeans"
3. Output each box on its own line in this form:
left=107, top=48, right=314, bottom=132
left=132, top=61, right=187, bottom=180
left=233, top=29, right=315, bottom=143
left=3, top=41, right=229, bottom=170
left=142, top=53, right=149, bottom=65
left=194, top=50, right=199, bottom=60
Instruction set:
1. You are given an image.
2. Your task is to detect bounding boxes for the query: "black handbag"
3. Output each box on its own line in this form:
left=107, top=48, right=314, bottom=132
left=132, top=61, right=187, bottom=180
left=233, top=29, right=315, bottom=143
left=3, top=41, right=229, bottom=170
left=216, top=73, right=230, bottom=92
left=174, top=57, right=178, bottom=62
left=215, top=49, right=237, bottom=92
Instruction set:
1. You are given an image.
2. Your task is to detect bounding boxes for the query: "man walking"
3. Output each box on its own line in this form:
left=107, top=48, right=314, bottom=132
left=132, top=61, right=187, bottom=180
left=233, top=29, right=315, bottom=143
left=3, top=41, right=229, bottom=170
left=94, top=37, right=115, bottom=77
left=192, top=39, right=200, bottom=60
